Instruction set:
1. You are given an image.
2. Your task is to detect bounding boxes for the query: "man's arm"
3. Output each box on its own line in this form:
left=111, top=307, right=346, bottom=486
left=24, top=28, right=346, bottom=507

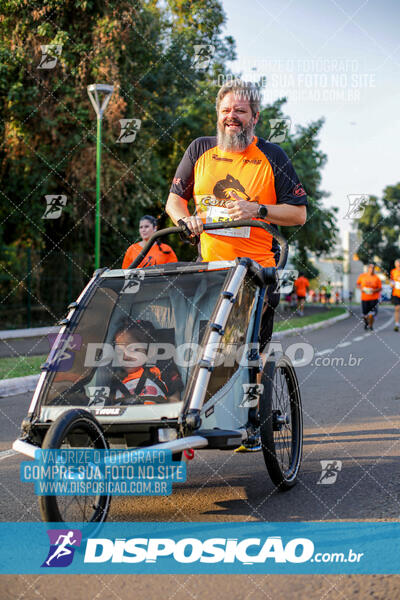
left=166, top=193, right=204, bottom=236
left=225, top=196, right=306, bottom=226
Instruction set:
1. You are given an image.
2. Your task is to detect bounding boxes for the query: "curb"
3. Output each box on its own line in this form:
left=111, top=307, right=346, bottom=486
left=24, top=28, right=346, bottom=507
left=0, top=374, right=40, bottom=398
left=272, top=310, right=350, bottom=339
left=0, top=311, right=350, bottom=398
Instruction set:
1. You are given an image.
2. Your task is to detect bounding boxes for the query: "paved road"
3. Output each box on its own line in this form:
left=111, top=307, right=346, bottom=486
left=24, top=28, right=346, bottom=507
left=1, top=306, right=399, bottom=598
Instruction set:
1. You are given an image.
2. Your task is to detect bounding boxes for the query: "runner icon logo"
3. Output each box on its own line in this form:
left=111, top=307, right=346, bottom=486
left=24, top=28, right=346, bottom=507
left=345, top=194, right=370, bottom=219
left=42, top=195, right=67, bottom=219
left=116, top=119, right=141, bottom=144
left=37, top=45, right=63, bottom=69
left=122, top=270, right=145, bottom=294
left=317, top=460, right=342, bottom=485
left=193, top=45, right=215, bottom=70
left=277, top=269, right=298, bottom=295
left=240, top=384, right=264, bottom=408
left=88, top=386, right=111, bottom=407
left=268, top=119, right=291, bottom=143
left=41, top=529, right=82, bottom=568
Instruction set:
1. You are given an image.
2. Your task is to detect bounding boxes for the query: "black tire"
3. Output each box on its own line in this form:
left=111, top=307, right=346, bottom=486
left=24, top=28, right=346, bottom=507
left=259, top=355, right=303, bottom=490
left=39, top=409, right=111, bottom=527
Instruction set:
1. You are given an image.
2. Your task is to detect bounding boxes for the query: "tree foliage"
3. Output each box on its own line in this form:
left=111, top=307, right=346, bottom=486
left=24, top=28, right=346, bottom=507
left=258, top=99, right=338, bottom=278
left=356, top=183, right=400, bottom=275
left=0, top=0, right=336, bottom=323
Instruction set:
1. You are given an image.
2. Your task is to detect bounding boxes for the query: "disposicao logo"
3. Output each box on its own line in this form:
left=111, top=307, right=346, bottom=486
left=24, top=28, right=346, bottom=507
left=41, top=529, right=82, bottom=568
left=84, top=536, right=314, bottom=564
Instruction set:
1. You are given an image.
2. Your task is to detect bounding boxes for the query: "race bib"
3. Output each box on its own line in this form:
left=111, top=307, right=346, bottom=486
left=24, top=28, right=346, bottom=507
left=395, top=281, right=400, bottom=290
left=205, top=206, right=250, bottom=238
left=195, top=194, right=251, bottom=238
left=362, top=287, right=374, bottom=295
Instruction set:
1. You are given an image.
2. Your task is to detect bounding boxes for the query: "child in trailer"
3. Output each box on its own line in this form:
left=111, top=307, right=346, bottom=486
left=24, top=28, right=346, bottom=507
left=113, top=319, right=182, bottom=404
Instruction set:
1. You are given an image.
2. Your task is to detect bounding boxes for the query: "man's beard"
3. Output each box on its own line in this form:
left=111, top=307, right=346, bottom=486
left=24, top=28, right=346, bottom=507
left=217, top=118, right=255, bottom=151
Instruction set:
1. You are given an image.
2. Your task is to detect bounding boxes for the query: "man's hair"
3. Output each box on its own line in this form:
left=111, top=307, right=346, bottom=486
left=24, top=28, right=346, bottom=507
left=216, top=80, right=261, bottom=117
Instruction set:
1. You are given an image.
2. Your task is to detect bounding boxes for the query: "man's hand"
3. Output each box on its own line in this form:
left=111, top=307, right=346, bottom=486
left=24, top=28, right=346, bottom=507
left=226, top=192, right=258, bottom=220
left=180, top=215, right=204, bottom=237
left=166, top=193, right=203, bottom=237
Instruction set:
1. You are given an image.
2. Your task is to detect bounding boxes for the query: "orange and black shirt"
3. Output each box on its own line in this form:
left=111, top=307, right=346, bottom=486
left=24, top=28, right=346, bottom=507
left=390, top=268, right=400, bottom=298
left=170, top=136, right=307, bottom=267
left=122, top=242, right=177, bottom=269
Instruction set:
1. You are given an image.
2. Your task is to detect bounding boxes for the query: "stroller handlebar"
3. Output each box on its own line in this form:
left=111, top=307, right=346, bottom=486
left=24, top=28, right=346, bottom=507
left=128, top=219, right=288, bottom=271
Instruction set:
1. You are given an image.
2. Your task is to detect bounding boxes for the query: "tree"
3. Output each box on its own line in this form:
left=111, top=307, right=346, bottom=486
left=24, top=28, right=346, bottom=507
left=356, top=184, right=400, bottom=275
left=0, top=0, right=336, bottom=324
left=257, top=99, right=338, bottom=280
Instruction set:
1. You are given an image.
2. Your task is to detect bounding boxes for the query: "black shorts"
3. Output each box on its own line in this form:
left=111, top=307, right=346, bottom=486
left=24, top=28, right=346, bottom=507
left=391, top=295, right=400, bottom=306
left=259, top=285, right=280, bottom=352
left=296, top=295, right=306, bottom=301
left=361, top=299, right=379, bottom=316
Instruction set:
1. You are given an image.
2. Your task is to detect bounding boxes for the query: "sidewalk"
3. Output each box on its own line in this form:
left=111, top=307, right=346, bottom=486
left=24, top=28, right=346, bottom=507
left=0, top=326, right=58, bottom=340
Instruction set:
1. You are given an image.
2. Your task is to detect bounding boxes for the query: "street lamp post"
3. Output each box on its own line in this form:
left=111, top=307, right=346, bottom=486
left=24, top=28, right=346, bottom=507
left=87, top=84, right=114, bottom=269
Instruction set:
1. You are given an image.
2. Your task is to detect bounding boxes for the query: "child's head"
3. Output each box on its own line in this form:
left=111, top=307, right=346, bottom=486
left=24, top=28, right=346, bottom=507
left=114, top=319, right=156, bottom=372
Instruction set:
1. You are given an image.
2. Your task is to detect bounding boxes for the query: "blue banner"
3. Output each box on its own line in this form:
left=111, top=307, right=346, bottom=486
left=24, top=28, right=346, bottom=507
left=0, top=522, right=399, bottom=574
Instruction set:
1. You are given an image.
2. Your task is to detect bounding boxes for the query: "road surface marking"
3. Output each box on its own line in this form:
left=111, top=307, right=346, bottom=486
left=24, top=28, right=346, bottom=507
left=0, top=449, right=16, bottom=461
left=315, top=349, right=334, bottom=356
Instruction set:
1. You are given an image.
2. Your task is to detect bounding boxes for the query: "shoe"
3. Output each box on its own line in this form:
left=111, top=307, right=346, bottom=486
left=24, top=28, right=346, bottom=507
left=368, top=314, right=374, bottom=330
left=234, top=431, right=262, bottom=453
left=395, top=325, right=399, bottom=332
left=234, top=440, right=262, bottom=453
left=364, top=321, right=368, bottom=330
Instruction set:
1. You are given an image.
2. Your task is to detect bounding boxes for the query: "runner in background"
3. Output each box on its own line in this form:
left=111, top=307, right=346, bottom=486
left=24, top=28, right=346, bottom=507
left=122, top=215, right=177, bottom=269
left=356, top=264, right=382, bottom=331
left=294, top=273, right=310, bottom=317
left=325, top=280, right=332, bottom=309
left=390, top=258, right=400, bottom=331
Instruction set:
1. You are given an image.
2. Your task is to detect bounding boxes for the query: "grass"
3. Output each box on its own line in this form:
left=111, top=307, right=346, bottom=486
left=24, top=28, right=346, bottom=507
left=0, top=354, right=47, bottom=380
left=274, top=306, right=347, bottom=332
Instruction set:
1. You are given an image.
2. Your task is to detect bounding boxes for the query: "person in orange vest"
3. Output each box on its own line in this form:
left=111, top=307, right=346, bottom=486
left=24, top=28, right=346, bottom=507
left=356, top=264, right=382, bottom=331
left=122, top=215, right=177, bottom=269
left=294, top=273, right=310, bottom=317
left=390, top=258, right=400, bottom=331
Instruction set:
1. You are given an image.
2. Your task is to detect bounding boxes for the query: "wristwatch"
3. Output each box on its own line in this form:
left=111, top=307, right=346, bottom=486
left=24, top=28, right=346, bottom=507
left=257, top=203, right=269, bottom=219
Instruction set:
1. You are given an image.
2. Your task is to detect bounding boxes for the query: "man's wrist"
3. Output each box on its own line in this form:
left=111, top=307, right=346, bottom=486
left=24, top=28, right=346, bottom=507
left=256, top=203, right=269, bottom=219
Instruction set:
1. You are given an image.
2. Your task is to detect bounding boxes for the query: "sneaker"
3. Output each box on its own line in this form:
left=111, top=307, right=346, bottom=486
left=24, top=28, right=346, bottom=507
left=234, top=440, right=262, bottom=453
left=234, top=432, right=262, bottom=453
left=364, top=321, right=368, bottom=330
left=395, top=325, right=399, bottom=332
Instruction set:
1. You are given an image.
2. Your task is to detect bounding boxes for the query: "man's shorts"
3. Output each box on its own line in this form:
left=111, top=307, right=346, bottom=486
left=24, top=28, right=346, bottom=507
left=296, top=295, right=306, bottom=301
left=391, top=295, right=400, bottom=306
left=259, top=285, right=280, bottom=352
left=361, top=299, right=379, bottom=316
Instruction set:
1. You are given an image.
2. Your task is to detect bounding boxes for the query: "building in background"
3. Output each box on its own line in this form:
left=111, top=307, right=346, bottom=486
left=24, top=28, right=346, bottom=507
left=342, top=231, right=365, bottom=301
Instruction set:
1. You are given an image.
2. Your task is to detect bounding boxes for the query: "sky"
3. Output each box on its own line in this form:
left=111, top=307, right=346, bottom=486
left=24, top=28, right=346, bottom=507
left=220, top=0, right=400, bottom=242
